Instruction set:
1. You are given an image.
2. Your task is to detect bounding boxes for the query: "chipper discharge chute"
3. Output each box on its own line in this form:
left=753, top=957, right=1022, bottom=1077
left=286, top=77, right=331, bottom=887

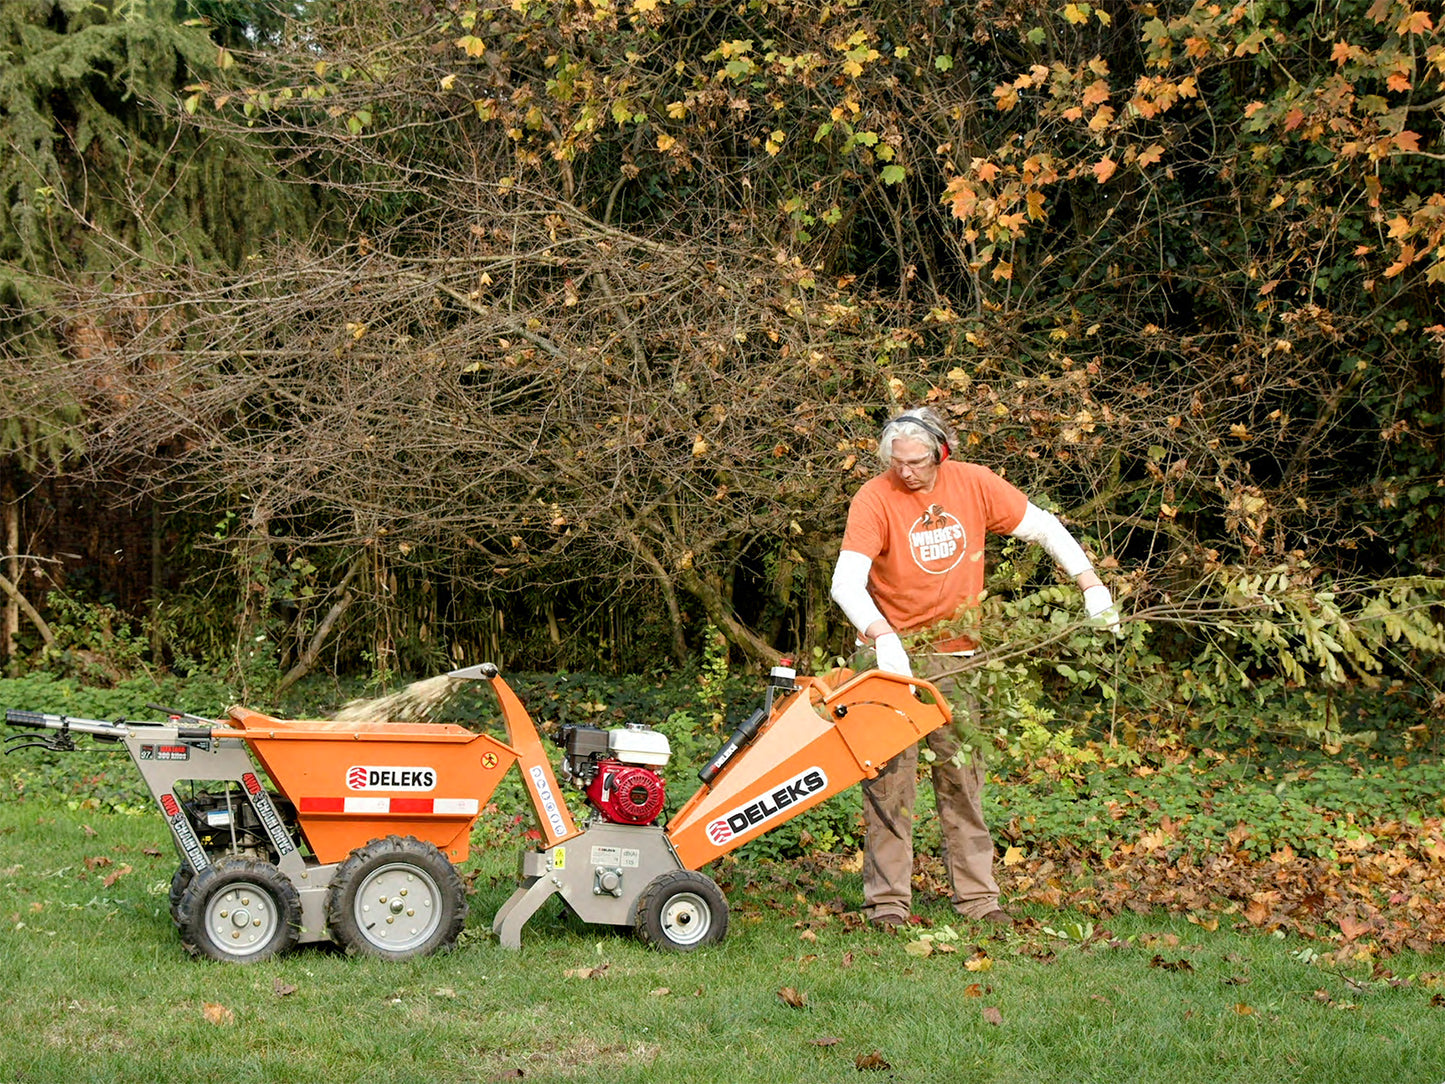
left=6, top=661, right=951, bottom=959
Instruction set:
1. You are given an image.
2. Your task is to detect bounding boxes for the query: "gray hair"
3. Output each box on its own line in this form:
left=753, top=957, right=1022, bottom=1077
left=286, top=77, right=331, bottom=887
left=878, top=407, right=953, bottom=465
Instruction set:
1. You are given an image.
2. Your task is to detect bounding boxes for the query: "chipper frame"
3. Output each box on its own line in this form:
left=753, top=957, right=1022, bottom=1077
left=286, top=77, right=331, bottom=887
left=4, top=663, right=951, bottom=959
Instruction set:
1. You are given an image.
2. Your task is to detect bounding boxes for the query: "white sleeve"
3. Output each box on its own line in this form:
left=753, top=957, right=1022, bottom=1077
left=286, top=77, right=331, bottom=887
left=830, top=549, right=887, bottom=633
left=1009, top=502, right=1093, bottom=578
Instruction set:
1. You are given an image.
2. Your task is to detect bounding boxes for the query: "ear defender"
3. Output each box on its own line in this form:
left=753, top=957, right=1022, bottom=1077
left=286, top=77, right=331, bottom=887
left=884, top=413, right=951, bottom=463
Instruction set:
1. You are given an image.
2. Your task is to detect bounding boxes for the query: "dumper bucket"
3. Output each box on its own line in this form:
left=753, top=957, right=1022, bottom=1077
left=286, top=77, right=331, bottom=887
left=227, top=708, right=519, bottom=864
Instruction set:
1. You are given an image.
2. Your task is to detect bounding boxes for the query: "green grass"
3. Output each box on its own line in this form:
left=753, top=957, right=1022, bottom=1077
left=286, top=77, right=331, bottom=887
left=2, top=799, right=1444, bottom=1084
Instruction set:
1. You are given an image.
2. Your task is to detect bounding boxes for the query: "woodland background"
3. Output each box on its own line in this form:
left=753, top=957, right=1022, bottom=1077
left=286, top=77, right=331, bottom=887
left=1, top=0, right=1444, bottom=744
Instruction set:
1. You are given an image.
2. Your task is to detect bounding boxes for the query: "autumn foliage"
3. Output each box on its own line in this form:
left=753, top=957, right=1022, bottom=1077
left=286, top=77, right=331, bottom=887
left=2, top=0, right=1443, bottom=703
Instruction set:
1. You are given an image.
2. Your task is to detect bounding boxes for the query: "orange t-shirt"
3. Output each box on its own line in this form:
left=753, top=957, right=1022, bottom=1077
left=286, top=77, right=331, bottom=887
left=840, top=461, right=1027, bottom=634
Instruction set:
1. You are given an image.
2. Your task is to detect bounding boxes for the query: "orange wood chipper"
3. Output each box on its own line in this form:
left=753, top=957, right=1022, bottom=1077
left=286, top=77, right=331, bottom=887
left=4, top=662, right=950, bottom=962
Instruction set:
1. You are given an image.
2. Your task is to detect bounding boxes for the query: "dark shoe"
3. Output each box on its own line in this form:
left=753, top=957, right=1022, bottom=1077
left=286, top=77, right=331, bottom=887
left=870, top=913, right=906, bottom=930
left=978, top=909, right=1013, bottom=925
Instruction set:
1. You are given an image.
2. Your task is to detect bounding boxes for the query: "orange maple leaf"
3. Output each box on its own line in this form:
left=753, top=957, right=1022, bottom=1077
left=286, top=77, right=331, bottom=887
left=1082, top=79, right=1111, bottom=109
left=1396, top=130, right=1422, bottom=152
left=1398, top=9, right=1434, bottom=35
left=976, top=160, right=1001, bottom=183
left=1137, top=143, right=1165, bottom=168
left=1330, top=40, right=1356, bottom=65
left=1092, top=156, right=1118, bottom=183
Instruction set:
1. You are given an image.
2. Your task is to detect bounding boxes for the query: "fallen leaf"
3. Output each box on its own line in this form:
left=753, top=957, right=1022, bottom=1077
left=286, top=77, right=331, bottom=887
left=982, top=1005, right=1004, bottom=1026
left=799, top=929, right=818, bottom=944
left=202, top=1002, right=234, bottom=1025
left=855, top=1051, right=891, bottom=1071
left=82, top=825, right=98, bottom=838
left=489, top=1071, right=525, bottom=1081
left=811, top=1036, right=841, bottom=1047
left=904, top=940, right=934, bottom=958
left=102, top=864, right=132, bottom=889
left=273, top=978, right=297, bottom=997
left=777, top=986, right=807, bottom=1008
left=1233, top=1003, right=1254, bottom=1016
left=649, top=987, right=671, bottom=997
left=964, top=983, right=984, bottom=998
left=563, top=964, right=610, bottom=979
left=1150, top=956, right=1194, bottom=972
left=1338, top=914, right=1370, bottom=942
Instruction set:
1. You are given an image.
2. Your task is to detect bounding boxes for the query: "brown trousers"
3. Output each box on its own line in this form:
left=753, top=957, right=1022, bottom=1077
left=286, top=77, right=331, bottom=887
left=856, top=651, right=1000, bottom=921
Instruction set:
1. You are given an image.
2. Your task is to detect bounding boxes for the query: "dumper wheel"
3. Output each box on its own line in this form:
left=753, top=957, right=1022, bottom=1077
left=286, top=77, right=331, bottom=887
left=175, top=857, right=301, bottom=963
left=633, top=870, right=728, bottom=951
left=168, top=865, right=193, bottom=924
left=326, top=835, right=467, bottom=960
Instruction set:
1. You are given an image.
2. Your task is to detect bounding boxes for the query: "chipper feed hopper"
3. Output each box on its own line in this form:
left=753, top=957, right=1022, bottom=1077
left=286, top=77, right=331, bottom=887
left=5, top=662, right=950, bottom=961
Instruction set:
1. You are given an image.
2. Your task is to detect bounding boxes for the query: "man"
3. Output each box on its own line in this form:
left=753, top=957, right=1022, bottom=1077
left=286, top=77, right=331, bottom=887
left=830, top=407, right=1116, bottom=928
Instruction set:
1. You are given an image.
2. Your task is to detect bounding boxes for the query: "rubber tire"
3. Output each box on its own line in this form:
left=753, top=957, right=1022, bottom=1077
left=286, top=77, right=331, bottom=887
left=325, top=835, right=467, bottom=961
left=168, top=865, right=193, bottom=925
left=633, top=870, right=728, bottom=951
left=175, top=857, right=301, bottom=963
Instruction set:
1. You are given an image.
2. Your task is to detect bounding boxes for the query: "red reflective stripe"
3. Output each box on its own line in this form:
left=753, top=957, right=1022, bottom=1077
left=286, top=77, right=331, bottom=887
left=389, top=797, right=433, bottom=814
left=300, top=797, right=345, bottom=813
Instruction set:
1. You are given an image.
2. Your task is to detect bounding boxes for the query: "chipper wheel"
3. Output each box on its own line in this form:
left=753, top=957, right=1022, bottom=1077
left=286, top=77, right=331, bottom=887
left=175, top=857, right=301, bottom=963
left=325, top=835, right=467, bottom=960
left=633, top=870, right=729, bottom=951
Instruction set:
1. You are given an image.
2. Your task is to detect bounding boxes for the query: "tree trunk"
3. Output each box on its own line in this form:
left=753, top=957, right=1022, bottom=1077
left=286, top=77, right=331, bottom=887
left=677, top=568, right=780, bottom=668
left=0, top=572, right=52, bottom=648
left=274, top=554, right=365, bottom=695
left=1, top=473, right=16, bottom=662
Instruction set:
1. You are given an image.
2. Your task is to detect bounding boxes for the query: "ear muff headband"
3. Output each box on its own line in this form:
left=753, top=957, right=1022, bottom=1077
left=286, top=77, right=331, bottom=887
left=884, top=413, right=951, bottom=463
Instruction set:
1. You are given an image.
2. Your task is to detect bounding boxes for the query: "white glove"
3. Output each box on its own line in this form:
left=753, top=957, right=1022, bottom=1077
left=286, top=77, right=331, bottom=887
left=873, top=632, right=913, bottom=677
left=1083, top=584, right=1120, bottom=633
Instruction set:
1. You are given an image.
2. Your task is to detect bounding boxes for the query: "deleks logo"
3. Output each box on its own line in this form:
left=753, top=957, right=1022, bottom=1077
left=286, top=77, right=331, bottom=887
left=346, top=765, right=437, bottom=791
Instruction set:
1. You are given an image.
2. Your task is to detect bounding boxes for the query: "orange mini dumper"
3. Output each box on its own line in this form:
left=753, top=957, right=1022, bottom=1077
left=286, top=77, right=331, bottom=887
left=4, top=662, right=950, bottom=961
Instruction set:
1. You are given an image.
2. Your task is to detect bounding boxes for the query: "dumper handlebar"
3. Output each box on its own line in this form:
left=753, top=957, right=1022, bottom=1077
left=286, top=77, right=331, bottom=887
left=2, top=708, right=199, bottom=754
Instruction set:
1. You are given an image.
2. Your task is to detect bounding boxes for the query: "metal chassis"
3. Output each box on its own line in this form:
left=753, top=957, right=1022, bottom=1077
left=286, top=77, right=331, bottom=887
left=112, top=726, right=338, bottom=945
left=491, top=821, right=685, bottom=948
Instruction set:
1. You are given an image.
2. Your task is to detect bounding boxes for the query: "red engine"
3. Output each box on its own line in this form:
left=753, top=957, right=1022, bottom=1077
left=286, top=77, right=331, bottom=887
left=584, top=760, right=666, bottom=825
left=555, top=723, right=671, bottom=826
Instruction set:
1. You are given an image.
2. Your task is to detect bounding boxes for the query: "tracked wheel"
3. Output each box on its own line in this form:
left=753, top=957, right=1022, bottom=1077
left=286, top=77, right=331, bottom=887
left=633, top=870, right=728, bottom=951
left=175, top=857, right=300, bottom=963
left=325, top=835, right=467, bottom=960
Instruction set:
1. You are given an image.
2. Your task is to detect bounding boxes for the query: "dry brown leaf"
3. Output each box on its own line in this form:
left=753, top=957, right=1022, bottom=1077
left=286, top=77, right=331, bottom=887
left=982, top=1005, right=1004, bottom=1026
left=855, top=1051, right=891, bottom=1071
left=563, top=964, right=610, bottom=979
left=102, top=864, right=132, bottom=889
left=273, top=978, right=297, bottom=997
left=777, top=986, right=807, bottom=1008
left=811, top=1036, right=841, bottom=1047
left=202, top=1002, right=234, bottom=1025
